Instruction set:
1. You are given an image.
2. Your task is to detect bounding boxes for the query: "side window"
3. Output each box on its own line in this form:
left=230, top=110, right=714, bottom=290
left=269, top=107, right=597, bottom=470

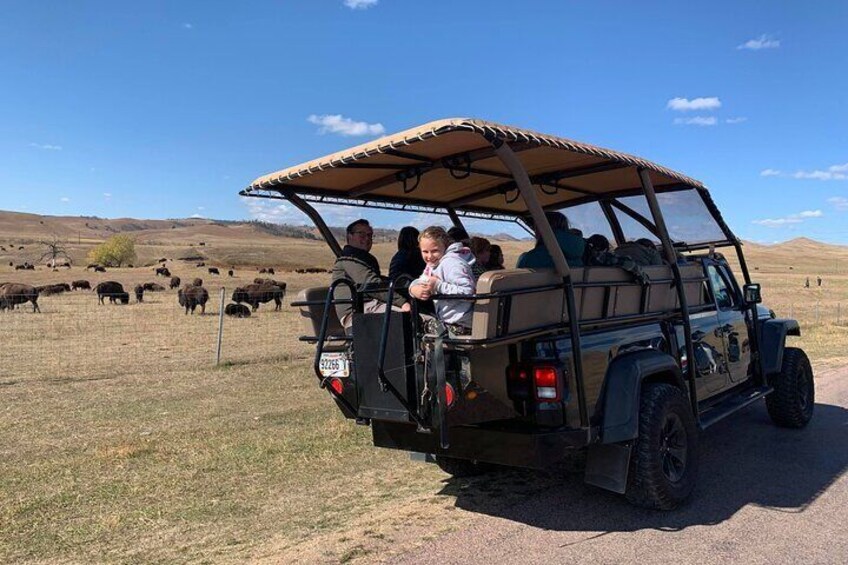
left=707, top=265, right=736, bottom=309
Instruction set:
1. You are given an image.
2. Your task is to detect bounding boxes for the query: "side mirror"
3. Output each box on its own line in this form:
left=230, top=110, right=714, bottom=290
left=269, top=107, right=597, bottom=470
left=743, top=283, right=762, bottom=304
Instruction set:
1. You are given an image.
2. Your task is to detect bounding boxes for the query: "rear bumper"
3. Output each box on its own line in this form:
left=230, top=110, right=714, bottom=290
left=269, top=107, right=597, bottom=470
left=372, top=421, right=591, bottom=469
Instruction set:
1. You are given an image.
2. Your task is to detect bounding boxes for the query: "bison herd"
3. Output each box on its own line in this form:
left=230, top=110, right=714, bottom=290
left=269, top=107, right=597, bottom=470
left=2, top=269, right=289, bottom=319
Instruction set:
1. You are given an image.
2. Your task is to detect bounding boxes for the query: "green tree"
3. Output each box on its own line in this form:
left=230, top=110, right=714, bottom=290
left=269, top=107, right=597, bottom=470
left=87, top=234, right=137, bottom=267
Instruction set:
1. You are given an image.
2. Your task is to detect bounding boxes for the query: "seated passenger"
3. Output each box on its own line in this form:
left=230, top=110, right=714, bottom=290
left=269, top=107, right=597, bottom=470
left=331, top=219, right=410, bottom=330
left=486, top=244, right=505, bottom=270
left=469, top=236, right=492, bottom=279
left=447, top=226, right=470, bottom=246
left=409, top=226, right=476, bottom=335
left=613, top=238, right=664, bottom=266
left=516, top=211, right=585, bottom=269
left=388, top=226, right=426, bottom=282
left=583, top=233, right=610, bottom=264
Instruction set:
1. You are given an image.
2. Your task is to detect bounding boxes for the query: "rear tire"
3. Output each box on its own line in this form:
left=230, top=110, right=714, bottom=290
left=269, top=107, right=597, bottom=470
left=626, top=383, right=698, bottom=510
left=435, top=456, right=492, bottom=478
left=766, top=347, right=814, bottom=428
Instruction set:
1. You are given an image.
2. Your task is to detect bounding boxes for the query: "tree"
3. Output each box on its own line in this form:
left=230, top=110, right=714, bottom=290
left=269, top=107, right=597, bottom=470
left=38, top=235, right=72, bottom=270
left=87, top=234, right=137, bottom=267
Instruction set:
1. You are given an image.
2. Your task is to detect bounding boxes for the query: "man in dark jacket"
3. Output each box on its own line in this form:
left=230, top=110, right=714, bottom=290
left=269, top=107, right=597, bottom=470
left=332, top=219, right=410, bottom=329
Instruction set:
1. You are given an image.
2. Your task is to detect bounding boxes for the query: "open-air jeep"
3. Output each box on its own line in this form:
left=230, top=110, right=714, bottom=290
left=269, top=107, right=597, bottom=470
left=242, top=119, right=814, bottom=509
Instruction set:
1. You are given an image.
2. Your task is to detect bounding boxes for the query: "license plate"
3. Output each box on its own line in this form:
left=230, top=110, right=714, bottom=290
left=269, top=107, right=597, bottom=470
left=319, top=352, right=350, bottom=378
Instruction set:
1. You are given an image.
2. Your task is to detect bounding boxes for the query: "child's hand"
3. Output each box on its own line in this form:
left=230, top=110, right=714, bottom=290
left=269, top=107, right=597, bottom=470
left=426, top=275, right=440, bottom=292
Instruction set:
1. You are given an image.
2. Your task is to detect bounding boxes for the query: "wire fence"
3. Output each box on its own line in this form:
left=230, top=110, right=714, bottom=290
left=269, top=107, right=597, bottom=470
left=0, top=286, right=314, bottom=384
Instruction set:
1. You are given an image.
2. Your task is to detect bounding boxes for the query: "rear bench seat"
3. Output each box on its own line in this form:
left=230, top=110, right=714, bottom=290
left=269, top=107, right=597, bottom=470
left=295, top=286, right=346, bottom=348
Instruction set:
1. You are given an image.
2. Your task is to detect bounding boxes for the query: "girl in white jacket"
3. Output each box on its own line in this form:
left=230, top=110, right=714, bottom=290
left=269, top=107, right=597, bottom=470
left=409, top=226, right=476, bottom=333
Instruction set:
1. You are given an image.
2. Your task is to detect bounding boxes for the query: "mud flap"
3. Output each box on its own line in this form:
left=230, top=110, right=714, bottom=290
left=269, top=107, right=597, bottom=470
left=585, top=442, right=632, bottom=494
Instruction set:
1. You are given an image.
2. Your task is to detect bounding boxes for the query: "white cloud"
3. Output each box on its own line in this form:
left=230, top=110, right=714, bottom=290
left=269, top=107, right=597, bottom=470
left=737, top=35, right=780, bottom=50
left=667, top=97, right=721, bottom=111
left=344, top=0, right=378, bottom=9
left=60, top=197, right=70, bottom=202
left=753, top=210, right=824, bottom=228
left=29, top=142, right=62, bottom=150
left=307, top=114, right=385, bottom=136
left=243, top=197, right=361, bottom=228
left=792, top=162, right=848, bottom=181
left=726, top=117, right=747, bottom=124
left=103, top=192, right=112, bottom=198
left=760, top=169, right=782, bottom=177
left=828, top=196, right=848, bottom=211
left=190, top=213, right=204, bottom=218
left=673, top=116, right=717, bottom=126
left=183, top=23, right=193, bottom=29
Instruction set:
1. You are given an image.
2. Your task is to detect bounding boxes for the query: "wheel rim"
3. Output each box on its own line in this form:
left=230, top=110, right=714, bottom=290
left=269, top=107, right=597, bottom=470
left=660, top=413, right=687, bottom=483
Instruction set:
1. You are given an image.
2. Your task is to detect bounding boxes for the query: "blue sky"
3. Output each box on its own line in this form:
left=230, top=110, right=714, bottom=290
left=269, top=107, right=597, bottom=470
left=0, top=1, right=846, bottom=244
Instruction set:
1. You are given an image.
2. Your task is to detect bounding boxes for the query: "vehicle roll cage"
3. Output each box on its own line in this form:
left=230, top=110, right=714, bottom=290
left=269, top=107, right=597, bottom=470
left=263, top=132, right=762, bottom=430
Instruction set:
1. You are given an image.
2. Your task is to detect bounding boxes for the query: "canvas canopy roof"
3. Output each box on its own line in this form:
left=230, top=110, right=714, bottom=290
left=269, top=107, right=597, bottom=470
left=241, top=118, right=706, bottom=218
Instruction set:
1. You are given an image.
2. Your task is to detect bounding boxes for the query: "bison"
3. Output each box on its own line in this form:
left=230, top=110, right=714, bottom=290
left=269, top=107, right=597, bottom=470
left=155, top=267, right=171, bottom=277
left=71, top=280, right=91, bottom=291
left=0, top=283, right=40, bottom=312
left=232, top=282, right=286, bottom=312
left=169, top=276, right=181, bottom=289
left=228, top=269, right=234, bottom=277
left=93, top=266, right=106, bottom=273
left=36, top=283, right=71, bottom=296
left=86, top=263, right=100, bottom=270
left=191, top=278, right=203, bottom=287
left=196, top=262, right=205, bottom=268
left=134, top=284, right=144, bottom=303
left=157, top=258, right=167, bottom=264
left=94, top=281, right=126, bottom=305
left=224, top=303, right=251, bottom=318
left=178, top=285, right=209, bottom=315
left=208, top=267, right=220, bottom=275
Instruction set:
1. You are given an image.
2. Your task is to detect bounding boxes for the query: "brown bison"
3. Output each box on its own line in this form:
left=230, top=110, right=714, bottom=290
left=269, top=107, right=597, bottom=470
left=208, top=267, right=220, bottom=275
left=169, top=276, right=181, bottom=289
left=93, top=266, right=106, bottom=273
left=178, top=285, right=209, bottom=315
left=36, top=283, right=71, bottom=296
left=71, top=280, right=91, bottom=290
left=196, top=262, right=205, bottom=268
left=142, top=282, right=166, bottom=292
left=224, top=303, right=251, bottom=318
left=155, top=267, right=171, bottom=277
left=134, top=284, right=144, bottom=303
left=157, top=258, right=167, bottom=263
left=191, top=278, right=203, bottom=287
left=0, top=283, right=40, bottom=312
left=232, top=283, right=285, bottom=312
left=228, top=269, right=234, bottom=277
left=94, top=281, right=126, bottom=304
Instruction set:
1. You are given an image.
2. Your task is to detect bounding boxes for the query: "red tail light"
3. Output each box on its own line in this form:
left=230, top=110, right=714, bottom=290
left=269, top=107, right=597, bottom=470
left=506, top=364, right=531, bottom=400
left=444, top=383, right=456, bottom=407
left=533, top=366, right=560, bottom=401
left=329, top=378, right=344, bottom=395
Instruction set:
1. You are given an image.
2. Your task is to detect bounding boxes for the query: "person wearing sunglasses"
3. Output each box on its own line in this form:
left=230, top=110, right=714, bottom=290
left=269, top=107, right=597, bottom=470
left=331, top=219, right=410, bottom=330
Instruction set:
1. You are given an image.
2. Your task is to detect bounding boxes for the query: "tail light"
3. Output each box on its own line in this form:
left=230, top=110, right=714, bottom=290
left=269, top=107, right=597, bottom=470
left=444, top=383, right=456, bottom=407
left=328, top=378, right=344, bottom=395
left=533, top=366, right=561, bottom=401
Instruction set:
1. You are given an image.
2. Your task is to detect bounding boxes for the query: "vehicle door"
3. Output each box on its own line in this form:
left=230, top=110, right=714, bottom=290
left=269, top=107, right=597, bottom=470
left=705, top=262, right=751, bottom=385
left=683, top=298, right=729, bottom=397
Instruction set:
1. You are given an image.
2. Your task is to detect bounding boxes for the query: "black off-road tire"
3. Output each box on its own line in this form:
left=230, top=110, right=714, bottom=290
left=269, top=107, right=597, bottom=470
left=435, top=456, right=492, bottom=478
left=766, top=347, right=814, bottom=428
left=625, top=383, right=699, bottom=510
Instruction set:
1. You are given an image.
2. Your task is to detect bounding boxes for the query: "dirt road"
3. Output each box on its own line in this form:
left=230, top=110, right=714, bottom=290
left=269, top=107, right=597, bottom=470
left=389, top=365, right=848, bottom=565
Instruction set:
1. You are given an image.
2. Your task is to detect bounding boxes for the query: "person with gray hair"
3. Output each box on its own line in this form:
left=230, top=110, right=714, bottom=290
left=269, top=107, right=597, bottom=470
left=516, top=211, right=585, bottom=269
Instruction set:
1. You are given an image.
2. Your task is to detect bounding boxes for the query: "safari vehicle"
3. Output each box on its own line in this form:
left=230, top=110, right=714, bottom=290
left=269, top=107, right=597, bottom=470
left=242, top=119, right=814, bottom=509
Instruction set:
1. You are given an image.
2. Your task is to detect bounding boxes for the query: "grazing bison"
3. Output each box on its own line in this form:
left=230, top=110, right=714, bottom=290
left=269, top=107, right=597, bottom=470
left=157, top=258, right=167, bottom=264
left=228, top=269, right=234, bottom=277
left=71, top=280, right=91, bottom=291
left=155, top=267, right=171, bottom=277
left=86, top=263, right=100, bottom=270
left=134, top=284, right=144, bottom=303
left=208, top=267, right=220, bottom=275
left=191, top=278, right=203, bottom=287
left=224, top=303, right=251, bottom=318
left=142, top=282, right=165, bottom=292
left=196, top=262, right=205, bottom=268
left=296, top=267, right=330, bottom=274
left=93, top=266, right=106, bottom=273
left=169, top=276, right=181, bottom=289
left=178, top=285, right=209, bottom=315
left=116, top=291, right=130, bottom=304
left=0, top=283, right=40, bottom=312
left=94, top=281, right=126, bottom=304
left=232, top=282, right=286, bottom=312
left=36, top=283, right=71, bottom=296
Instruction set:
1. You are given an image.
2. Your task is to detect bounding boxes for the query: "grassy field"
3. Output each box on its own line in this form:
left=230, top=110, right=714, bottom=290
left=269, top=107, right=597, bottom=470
left=1, top=235, right=848, bottom=563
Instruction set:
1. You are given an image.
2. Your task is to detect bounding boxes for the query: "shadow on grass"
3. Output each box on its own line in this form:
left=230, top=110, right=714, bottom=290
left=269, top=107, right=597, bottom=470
left=440, top=402, right=848, bottom=532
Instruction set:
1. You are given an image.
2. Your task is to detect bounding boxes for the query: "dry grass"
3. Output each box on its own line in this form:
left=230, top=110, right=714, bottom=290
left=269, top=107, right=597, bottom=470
left=1, top=236, right=847, bottom=563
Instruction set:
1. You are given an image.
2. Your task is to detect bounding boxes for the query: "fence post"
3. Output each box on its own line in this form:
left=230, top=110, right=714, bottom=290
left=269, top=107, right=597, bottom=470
left=216, top=287, right=226, bottom=365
